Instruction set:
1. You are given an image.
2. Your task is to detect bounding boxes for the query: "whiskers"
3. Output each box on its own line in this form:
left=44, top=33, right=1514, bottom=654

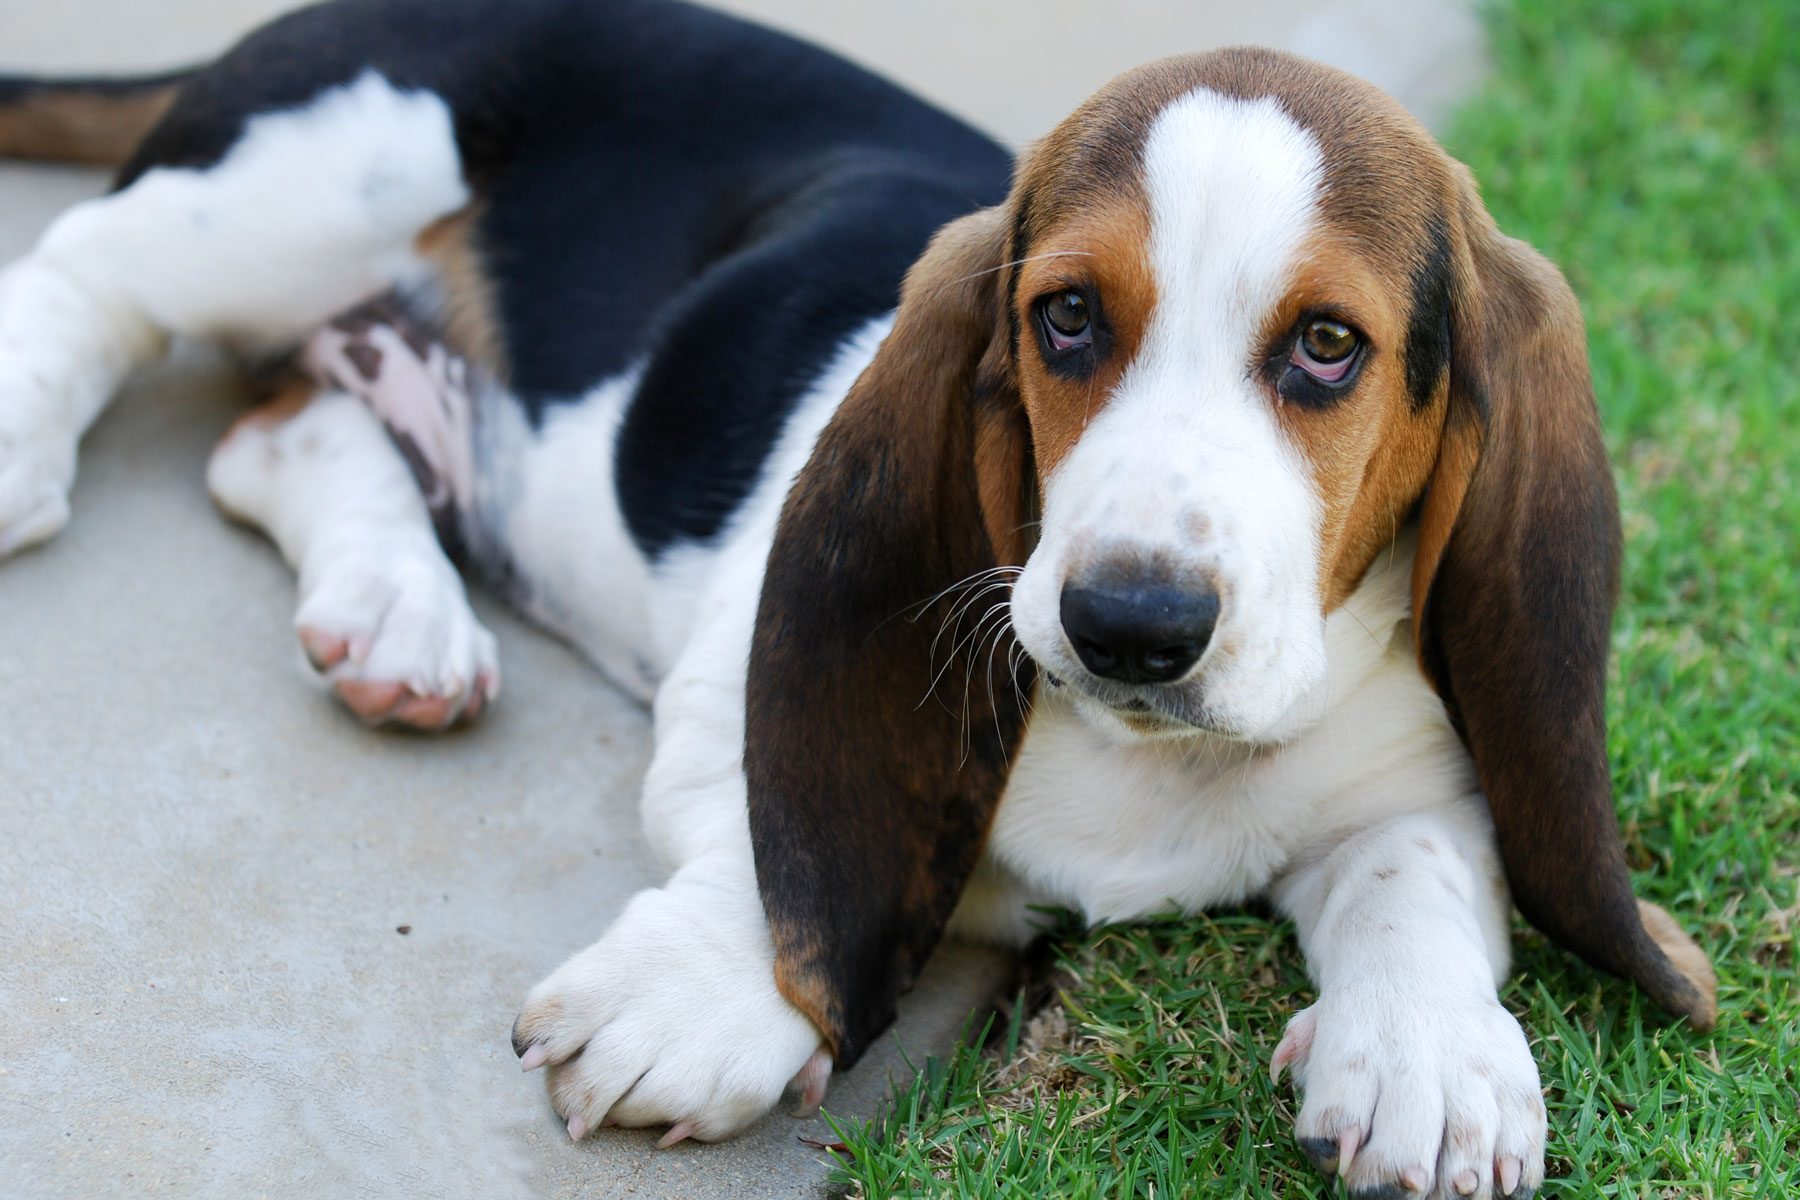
left=912, top=565, right=1034, bottom=768
left=939, top=249, right=1095, bottom=291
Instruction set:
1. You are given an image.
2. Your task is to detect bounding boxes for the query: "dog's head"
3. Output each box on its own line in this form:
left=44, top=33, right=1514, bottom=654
left=747, top=49, right=1715, bottom=1064
left=1004, top=63, right=1468, bottom=743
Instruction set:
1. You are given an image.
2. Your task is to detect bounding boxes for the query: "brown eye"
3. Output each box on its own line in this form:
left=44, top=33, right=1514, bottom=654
left=1301, top=319, right=1356, bottom=363
left=1039, top=291, right=1091, bottom=347
left=1290, top=318, right=1360, bottom=384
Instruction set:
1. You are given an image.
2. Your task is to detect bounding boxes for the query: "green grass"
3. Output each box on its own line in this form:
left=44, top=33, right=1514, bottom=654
left=826, top=1, right=1799, bottom=1194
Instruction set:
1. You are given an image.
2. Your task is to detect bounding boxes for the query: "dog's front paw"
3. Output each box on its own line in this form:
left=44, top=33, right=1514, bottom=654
left=512, top=872, right=828, bottom=1146
left=1272, top=986, right=1545, bottom=1199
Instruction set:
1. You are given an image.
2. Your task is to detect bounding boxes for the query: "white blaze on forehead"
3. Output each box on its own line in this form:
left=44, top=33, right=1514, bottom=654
left=1137, top=87, right=1325, bottom=387
left=1042, top=86, right=1328, bottom=521
left=1009, top=87, right=1336, bottom=739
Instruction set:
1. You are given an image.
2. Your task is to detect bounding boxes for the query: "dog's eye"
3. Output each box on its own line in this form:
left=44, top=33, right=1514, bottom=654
left=1291, top=319, right=1359, bottom=383
left=1039, top=291, right=1092, bottom=350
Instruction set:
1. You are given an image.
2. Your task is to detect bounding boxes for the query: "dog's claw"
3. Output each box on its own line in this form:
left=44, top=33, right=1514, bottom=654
left=519, top=1043, right=549, bottom=1072
left=566, top=1113, right=589, bottom=1142
left=1270, top=1011, right=1313, bottom=1084
left=790, top=1047, right=832, bottom=1117
left=1338, top=1128, right=1361, bottom=1177
left=298, top=626, right=349, bottom=671
left=657, top=1119, right=697, bottom=1149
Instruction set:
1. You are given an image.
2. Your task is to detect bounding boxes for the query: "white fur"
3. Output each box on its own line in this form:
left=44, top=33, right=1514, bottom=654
left=0, top=68, right=859, bottom=1140
left=972, top=535, right=1477, bottom=927
left=207, top=392, right=498, bottom=714
left=0, top=71, right=465, bottom=558
left=1009, top=90, right=1329, bottom=741
left=481, top=366, right=662, bottom=701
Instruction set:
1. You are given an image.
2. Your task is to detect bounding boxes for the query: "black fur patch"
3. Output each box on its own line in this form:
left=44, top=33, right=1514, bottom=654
left=1004, top=188, right=1035, bottom=356
left=611, top=163, right=1005, bottom=554
left=1404, top=211, right=1453, bottom=410
left=110, top=0, right=1011, bottom=558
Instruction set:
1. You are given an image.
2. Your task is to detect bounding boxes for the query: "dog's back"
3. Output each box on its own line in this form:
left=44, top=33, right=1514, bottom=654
left=0, top=0, right=1011, bottom=692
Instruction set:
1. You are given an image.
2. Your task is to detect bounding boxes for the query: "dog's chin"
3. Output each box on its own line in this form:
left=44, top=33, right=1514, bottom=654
left=1043, top=670, right=1233, bottom=742
left=1100, top=702, right=1209, bottom=742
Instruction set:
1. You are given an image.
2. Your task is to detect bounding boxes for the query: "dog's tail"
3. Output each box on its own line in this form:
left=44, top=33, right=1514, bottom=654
left=0, top=70, right=192, bottom=167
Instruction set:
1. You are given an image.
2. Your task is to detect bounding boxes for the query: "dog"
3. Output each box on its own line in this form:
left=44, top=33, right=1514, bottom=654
left=0, top=0, right=1717, bottom=1194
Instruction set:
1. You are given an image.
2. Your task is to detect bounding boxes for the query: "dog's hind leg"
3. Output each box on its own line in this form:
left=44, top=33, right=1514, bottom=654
left=207, top=380, right=497, bottom=730
left=0, top=71, right=469, bottom=558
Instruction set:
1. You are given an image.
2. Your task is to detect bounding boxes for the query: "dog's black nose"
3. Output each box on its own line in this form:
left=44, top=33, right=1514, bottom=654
left=1060, top=583, right=1218, bottom=684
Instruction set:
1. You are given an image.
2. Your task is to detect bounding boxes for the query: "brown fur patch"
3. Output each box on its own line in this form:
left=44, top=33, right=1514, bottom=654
left=210, top=379, right=319, bottom=526
left=414, top=208, right=509, bottom=382
left=1409, top=403, right=1482, bottom=633
left=747, top=206, right=1034, bottom=1064
left=0, top=85, right=178, bottom=166
left=1637, top=900, right=1719, bottom=1032
left=219, top=377, right=316, bottom=443
left=1013, top=200, right=1156, bottom=475
left=1269, top=234, right=1442, bottom=608
left=1410, top=166, right=1718, bottom=1030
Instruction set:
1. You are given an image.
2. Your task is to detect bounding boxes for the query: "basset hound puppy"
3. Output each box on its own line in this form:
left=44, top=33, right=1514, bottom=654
left=0, top=0, right=1715, bottom=1194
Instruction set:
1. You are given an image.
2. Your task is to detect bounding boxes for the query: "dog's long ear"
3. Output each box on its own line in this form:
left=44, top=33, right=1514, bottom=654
left=1412, top=176, right=1717, bottom=1030
left=745, top=205, right=1035, bottom=1067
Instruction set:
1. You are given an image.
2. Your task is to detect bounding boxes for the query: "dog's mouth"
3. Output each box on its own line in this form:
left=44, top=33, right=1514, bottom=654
left=1044, top=669, right=1225, bottom=737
